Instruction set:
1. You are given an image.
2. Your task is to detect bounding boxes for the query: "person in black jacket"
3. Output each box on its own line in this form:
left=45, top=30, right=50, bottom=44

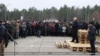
left=36, top=22, right=42, bottom=37
left=88, top=22, right=96, bottom=55
left=0, top=20, right=5, bottom=56
left=5, top=21, right=13, bottom=40
left=95, top=22, right=100, bottom=35
left=0, top=20, right=5, bottom=43
left=82, top=21, right=88, bottom=29
left=55, top=23, right=59, bottom=36
left=71, top=17, right=79, bottom=43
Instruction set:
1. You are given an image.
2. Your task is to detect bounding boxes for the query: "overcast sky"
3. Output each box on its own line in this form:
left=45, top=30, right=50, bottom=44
left=0, top=0, right=100, bottom=11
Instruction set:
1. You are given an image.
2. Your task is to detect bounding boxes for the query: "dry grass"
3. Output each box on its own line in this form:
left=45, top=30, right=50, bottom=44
left=96, top=35, right=100, bottom=41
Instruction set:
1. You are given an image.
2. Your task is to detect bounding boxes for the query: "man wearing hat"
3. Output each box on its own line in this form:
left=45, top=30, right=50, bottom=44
left=88, top=22, right=96, bottom=55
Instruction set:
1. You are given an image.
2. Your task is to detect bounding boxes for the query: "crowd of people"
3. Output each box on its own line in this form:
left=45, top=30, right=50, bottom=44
left=0, top=17, right=100, bottom=55
left=0, top=19, right=100, bottom=40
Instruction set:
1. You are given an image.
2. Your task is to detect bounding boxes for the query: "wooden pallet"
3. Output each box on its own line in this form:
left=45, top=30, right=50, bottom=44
left=78, top=30, right=89, bottom=44
left=78, top=34, right=88, bottom=37
left=55, top=41, right=63, bottom=48
left=63, top=42, right=67, bottom=48
left=78, top=29, right=88, bottom=34
left=78, top=30, right=88, bottom=39
left=55, top=41, right=67, bottom=48
left=66, top=40, right=99, bottom=52
left=78, top=40, right=89, bottom=44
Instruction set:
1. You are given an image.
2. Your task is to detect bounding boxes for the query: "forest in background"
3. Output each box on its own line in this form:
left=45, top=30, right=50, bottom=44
left=0, top=4, right=100, bottom=22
